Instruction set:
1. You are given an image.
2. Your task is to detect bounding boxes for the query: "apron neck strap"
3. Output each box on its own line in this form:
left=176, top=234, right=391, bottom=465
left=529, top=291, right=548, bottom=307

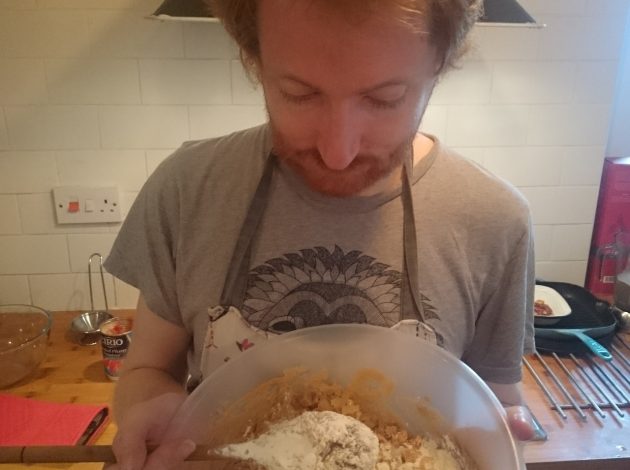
left=400, top=156, right=426, bottom=322
left=219, top=155, right=276, bottom=307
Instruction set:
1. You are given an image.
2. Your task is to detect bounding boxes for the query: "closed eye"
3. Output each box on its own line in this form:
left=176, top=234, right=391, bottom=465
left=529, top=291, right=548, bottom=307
left=363, top=83, right=407, bottom=110
left=280, top=89, right=318, bottom=104
left=365, top=95, right=405, bottom=110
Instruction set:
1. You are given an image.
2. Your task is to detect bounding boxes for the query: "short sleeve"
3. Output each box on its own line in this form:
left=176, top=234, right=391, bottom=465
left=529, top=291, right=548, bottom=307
left=104, top=154, right=183, bottom=326
left=461, top=220, right=536, bottom=384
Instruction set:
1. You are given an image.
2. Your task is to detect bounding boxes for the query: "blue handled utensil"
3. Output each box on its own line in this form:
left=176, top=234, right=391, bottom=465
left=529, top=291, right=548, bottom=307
left=538, top=328, right=613, bottom=361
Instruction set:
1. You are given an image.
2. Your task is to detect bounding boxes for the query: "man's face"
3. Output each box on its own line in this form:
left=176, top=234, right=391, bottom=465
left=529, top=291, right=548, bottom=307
left=257, top=0, right=439, bottom=197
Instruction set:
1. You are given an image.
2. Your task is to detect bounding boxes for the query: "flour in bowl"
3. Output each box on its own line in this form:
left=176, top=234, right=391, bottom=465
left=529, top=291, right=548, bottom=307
left=207, top=369, right=479, bottom=470
left=217, top=410, right=379, bottom=470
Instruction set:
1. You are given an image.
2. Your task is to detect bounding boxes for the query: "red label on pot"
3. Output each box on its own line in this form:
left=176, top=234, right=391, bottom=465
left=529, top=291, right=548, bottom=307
left=100, top=318, right=133, bottom=381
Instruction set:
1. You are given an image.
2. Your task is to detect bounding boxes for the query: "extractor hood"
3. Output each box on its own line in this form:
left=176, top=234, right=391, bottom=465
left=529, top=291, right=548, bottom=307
left=150, top=0, right=218, bottom=22
left=479, top=0, right=537, bottom=26
left=150, top=0, right=537, bottom=26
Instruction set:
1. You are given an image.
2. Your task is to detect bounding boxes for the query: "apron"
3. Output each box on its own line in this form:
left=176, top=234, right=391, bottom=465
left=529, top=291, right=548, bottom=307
left=199, top=153, right=438, bottom=379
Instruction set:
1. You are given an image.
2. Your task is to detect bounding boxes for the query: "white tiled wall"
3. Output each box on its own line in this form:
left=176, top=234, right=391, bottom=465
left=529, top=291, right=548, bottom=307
left=608, top=2, right=630, bottom=156
left=0, top=0, right=629, bottom=310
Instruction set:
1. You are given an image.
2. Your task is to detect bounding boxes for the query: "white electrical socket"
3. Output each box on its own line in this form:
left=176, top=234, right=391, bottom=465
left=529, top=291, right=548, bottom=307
left=53, top=186, right=123, bottom=224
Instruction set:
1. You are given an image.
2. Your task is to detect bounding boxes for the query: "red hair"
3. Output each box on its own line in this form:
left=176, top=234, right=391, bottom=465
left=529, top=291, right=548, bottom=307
left=209, top=0, right=482, bottom=76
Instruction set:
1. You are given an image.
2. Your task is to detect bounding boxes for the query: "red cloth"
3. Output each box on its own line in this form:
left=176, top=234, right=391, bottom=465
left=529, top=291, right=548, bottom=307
left=0, top=393, right=109, bottom=445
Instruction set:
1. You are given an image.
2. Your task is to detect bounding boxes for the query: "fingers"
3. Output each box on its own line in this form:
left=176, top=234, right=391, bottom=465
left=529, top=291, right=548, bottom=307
left=112, top=392, right=188, bottom=470
left=143, top=439, right=197, bottom=470
left=113, top=433, right=197, bottom=470
left=505, top=405, right=536, bottom=442
left=112, top=428, right=148, bottom=470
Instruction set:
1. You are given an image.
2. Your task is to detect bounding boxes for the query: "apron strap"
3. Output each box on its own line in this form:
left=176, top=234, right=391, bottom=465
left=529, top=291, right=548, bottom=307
left=219, top=155, right=276, bottom=307
left=400, top=157, right=426, bottom=323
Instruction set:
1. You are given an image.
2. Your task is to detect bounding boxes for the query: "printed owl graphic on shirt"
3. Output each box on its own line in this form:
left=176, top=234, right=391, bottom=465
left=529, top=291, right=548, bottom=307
left=242, top=245, right=443, bottom=345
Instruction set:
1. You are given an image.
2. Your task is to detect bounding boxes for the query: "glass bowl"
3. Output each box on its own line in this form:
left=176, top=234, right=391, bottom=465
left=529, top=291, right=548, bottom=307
left=0, top=304, right=52, bottom=388
left=164, top=324, right=524, bottom=469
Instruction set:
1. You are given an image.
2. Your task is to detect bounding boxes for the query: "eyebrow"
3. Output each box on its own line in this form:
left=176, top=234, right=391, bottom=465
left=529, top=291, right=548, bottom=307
left=280, top=74, right=407, bottom=94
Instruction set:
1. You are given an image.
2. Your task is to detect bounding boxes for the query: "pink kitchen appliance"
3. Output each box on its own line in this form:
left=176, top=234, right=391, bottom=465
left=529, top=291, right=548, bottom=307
left=585, top=157, right=630, bottom=302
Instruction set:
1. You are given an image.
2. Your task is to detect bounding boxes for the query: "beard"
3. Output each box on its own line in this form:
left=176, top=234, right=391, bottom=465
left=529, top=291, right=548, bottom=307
left=270, top=124, right=414, bottom=198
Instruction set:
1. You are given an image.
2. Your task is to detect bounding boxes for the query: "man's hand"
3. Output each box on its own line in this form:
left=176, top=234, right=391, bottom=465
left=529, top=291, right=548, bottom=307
left=105, top=296, right=194, bottom=469
left=109, top=392, right=195, bottom=470
left=486, top=381, right=537, bottom=442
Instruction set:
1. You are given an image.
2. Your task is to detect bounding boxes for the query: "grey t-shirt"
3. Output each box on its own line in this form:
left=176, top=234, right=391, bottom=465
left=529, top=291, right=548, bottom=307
left=105, top=124, right=535, bottom=384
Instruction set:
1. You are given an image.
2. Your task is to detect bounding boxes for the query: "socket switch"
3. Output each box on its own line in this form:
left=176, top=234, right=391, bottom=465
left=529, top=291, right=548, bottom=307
left=53, top=186, right=123, bottom=224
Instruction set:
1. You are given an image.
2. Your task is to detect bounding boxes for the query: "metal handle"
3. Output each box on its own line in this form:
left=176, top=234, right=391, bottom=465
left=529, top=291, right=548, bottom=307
left=533, top=351, right=587, bottom=420
left=569, top=353, right=625, bottom=418
left=88, top=253, right=109, bottom=311
left=552, top=352, right=606, bottom=419
left=523, top=356, right=567, bottom=420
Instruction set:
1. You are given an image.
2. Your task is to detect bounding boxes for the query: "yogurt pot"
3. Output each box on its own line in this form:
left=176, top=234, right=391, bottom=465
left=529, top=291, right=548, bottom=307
left=99, top=317, right=133, bottom=381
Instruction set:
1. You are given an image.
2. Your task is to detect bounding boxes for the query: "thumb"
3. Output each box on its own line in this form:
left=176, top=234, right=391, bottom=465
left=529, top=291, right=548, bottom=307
left=505, top=405, right=536, bottom=442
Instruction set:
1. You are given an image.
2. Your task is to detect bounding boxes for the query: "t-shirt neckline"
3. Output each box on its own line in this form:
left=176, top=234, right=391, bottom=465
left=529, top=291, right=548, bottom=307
left=274, top=134, right=440, bottom=213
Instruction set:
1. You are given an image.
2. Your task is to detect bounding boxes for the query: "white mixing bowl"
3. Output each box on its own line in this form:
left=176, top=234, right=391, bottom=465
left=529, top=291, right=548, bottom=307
left=164, top=324, right=524, bottom=469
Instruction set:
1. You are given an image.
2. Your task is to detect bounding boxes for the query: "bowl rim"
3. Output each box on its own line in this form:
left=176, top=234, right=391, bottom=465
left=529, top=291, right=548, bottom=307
left=0, top=304, right=53, bottom=356
left=71, top=310, right=114, bottom=333
left=168, top=324, right=523, bottom=469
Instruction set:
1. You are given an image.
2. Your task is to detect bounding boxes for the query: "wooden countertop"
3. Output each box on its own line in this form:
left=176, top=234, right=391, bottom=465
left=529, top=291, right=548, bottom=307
left=522, top=333, right=630, bottom=470
left=0, top=310, right=132, bottom=470
left=2, top=311, right=630, bottom=469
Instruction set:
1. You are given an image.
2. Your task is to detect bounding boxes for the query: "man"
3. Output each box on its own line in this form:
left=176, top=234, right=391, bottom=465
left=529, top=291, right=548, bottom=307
left=105, top=1, right=536, bottom=468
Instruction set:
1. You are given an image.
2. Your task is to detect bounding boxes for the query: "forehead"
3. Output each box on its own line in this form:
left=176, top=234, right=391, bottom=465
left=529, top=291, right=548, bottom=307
left=258, top=0, right=437, bottom=88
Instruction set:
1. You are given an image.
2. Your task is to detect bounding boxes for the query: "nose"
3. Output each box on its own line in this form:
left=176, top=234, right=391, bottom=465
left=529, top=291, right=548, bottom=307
left=316, top=103, right=361, bottom=170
